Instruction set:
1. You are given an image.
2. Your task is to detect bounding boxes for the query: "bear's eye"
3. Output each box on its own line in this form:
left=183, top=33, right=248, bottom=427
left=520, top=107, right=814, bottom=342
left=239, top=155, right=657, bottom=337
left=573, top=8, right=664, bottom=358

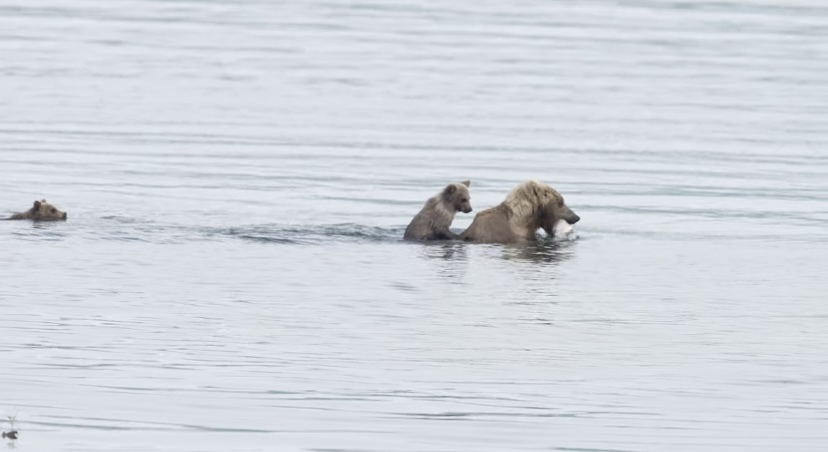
left=51, top=208, right=57, bottom=213
left=558, top=200, right=564, bottom=208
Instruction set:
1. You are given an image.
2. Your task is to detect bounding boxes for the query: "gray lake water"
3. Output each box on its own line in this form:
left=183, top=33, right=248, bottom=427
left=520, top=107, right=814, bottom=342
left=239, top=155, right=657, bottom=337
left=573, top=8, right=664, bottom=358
left=2, top=1, right=828, bottom=451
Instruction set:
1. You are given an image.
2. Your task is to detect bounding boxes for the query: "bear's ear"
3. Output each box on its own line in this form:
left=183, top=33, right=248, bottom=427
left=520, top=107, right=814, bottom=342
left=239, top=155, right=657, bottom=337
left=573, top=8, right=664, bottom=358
left=460, top=180, right=470, bottom=187
left=444, top=184, right=457, bottom=195
left=33, top=200, right=42, bottom=210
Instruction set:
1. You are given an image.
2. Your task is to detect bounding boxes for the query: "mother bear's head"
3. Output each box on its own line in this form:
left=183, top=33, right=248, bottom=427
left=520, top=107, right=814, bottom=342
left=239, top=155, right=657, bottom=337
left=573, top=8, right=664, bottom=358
left=505, top=180, right=580, bottom=235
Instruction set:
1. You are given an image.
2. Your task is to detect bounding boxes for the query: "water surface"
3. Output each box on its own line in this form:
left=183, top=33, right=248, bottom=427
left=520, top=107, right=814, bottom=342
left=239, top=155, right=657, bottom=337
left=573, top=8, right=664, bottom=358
left=2, top=1, right=827, bottom=451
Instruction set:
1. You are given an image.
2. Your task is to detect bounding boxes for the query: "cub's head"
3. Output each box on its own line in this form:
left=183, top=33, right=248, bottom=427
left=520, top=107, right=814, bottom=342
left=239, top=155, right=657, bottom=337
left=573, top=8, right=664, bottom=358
left=442, top=180, right=472, bottom=214
left=30, top=199, right=67, bottom=221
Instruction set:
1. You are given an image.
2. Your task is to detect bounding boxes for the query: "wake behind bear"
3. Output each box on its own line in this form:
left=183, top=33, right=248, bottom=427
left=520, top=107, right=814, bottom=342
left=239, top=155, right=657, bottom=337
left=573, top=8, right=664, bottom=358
left=403, top=180, right=472, bottom=241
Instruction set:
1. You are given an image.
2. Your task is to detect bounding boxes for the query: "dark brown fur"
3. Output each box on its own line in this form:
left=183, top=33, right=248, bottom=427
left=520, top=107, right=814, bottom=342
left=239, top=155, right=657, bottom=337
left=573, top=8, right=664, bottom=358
left=403, top=180, right=472, bottom=241
left=8, top=199, right=67, bottom=221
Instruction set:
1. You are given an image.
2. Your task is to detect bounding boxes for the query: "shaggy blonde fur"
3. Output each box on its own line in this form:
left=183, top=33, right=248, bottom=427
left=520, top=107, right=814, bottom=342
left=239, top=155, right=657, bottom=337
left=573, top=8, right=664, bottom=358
left=459, top=180, right=578, bottom=244
left=503, top=180, right=564, bottom=227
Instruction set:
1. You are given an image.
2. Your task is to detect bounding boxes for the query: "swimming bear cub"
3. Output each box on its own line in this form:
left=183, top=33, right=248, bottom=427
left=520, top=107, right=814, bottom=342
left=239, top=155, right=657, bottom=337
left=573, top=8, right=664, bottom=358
left=403, top=180, right=472, bottom=241
left=8, top=200, right=68, bottom=221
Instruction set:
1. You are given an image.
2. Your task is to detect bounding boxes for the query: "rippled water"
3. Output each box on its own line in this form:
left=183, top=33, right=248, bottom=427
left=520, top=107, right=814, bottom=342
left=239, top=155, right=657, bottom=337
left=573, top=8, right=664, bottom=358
left=2, top=1, right=828, bottom=451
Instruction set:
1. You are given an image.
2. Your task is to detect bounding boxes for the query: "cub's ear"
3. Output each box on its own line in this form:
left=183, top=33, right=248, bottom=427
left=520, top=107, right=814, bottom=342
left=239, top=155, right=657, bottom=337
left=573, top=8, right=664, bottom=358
left=33, top=200, right=42, bottom=210
left=444, top=184, right=457, bottom=195
left=460, top=180, right=470, bottom=187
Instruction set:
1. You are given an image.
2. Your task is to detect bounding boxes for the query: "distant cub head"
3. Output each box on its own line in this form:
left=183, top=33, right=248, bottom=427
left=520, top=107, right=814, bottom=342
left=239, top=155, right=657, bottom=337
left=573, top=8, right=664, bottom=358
left=441, top=180, right=472, bottom=214
left=29, top=199, right=68, bottom=221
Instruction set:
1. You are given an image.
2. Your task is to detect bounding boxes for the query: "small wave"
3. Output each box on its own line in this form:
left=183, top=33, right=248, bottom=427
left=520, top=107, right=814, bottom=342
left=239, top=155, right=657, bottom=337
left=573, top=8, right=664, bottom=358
left=207, top=223, right=406, bottom=245
left=96, top=217, right=407, bottom=244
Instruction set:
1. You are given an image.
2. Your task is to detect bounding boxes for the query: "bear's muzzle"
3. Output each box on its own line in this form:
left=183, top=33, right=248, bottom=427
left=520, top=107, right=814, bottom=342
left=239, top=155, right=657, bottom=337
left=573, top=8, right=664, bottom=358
left=563, top=206, right=580, bottom=224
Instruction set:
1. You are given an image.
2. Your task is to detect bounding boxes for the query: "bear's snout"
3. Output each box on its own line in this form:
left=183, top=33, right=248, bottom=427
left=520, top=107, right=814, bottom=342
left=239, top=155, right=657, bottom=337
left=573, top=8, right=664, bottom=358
left=462, top=206, right=472, bottom=214
left=562, top=206, right=580, bottom=224
left=62, top=212, right=68, bottom=220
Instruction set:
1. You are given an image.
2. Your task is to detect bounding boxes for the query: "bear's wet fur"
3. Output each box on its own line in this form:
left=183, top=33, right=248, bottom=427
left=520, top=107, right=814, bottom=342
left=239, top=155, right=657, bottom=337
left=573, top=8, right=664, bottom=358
left=403, top=180, right=472, bottom=241
left=8, top=200, right=68, bottom=221
left=459, top=180, right=579, bottom=244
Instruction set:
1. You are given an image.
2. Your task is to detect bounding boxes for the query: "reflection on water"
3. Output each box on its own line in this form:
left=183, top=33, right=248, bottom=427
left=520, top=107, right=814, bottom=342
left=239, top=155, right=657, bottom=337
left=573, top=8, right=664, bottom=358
left=497, top=239, right=577, bottom=266
left=416, top=241, right=468, bottom=262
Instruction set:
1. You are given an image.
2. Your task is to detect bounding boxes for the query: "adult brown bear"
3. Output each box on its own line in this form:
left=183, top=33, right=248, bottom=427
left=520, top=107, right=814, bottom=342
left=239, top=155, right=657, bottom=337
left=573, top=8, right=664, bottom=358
left=459, top=180, right=579, bottom=244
